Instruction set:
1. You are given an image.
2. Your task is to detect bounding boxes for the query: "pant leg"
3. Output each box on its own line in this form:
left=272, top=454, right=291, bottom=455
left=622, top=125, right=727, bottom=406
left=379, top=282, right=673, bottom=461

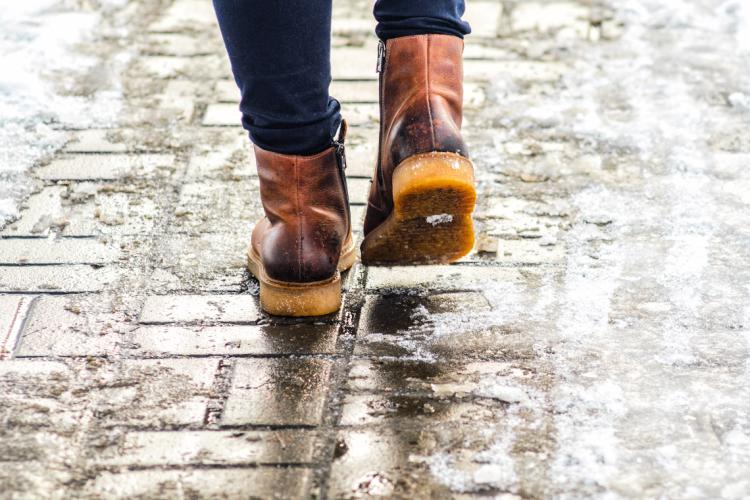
left=373, top=0, right=471, bottom=41
left=212, top=0, right=340, bottom=155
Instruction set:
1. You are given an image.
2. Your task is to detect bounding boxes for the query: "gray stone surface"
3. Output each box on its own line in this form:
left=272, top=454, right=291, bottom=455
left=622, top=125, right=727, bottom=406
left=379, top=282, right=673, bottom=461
left=222, top=359, right=333, bottom=426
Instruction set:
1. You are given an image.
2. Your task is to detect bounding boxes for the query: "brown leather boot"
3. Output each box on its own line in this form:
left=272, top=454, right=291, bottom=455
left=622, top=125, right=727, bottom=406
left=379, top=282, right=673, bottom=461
left=361, top=34, right=476, bottom=265
left=247, top=124, right=356, bottom=316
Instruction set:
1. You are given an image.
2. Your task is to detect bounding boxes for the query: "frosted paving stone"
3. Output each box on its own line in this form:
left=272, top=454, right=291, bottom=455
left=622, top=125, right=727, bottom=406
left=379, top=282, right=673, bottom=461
left=35, top=154, right=174, bottom=181
left=347, top=358, right=527, bottom=396
left=155, top=234, right=248, bottom=292
left=494, top=238, right=565, bottom=265
left=337, top=141, right=375, bottom=178
left=0, top=238, right=120, bottom=265
left=142, top=33, right=218, bottom=56
left=139, top=294, right=262, bottom=324
left=185, top=148, right=255, bottom=179
left=91, top=359, right=218, bottom=427
left=15, top=295, right=123, bottom=357
left=0, top=265, right=119, bottom=293
left=340, top=393, right=506, bottom=426
left=0, top=295, right=34, bottom=359
left=148, top=0, right=218, bottom=32
left=346, top=178, right=370, bottom=205
left=331, top=80, right=379, bottom=103
left=128, top=323, right=338, bottom=356
left=332, top=48, right=379, bottom=80
left=352, top=291, right=541, bottom=359
left=97, top=430, right=315, bottom=467
left=215, top=79, right=239, bottom=102
left=173, top=180, right=263, bottom=233
left=464, top=60, right=566, bottom=82
left=136, top=55, right=228, bottom=80
left=464, top=1, right=502, bottom=38
left=222, top=359, right=332, bottom=426
left=332, top=17, right=376, bottom=35
left=509, top=2, right=590, bottom=35
left=329, top=426, right=514, bottom=498
left=88, top=468, right=313, bottom=499
left=202, top=103, right=240, bottom=126
left=364, top=265, right=525, bottom=291
left=341, top=103, right=379, bottom=127
left=64, top=129, right=128, bottom=153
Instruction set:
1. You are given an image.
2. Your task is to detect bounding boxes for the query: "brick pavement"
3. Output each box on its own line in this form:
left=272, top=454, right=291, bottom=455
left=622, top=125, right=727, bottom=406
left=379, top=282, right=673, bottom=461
left=2, top=0, right=750, bottom=498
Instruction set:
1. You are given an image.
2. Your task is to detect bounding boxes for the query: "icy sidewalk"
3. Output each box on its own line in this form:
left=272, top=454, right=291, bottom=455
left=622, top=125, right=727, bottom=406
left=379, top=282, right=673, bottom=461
left=1, top=0, right=750, bottom=498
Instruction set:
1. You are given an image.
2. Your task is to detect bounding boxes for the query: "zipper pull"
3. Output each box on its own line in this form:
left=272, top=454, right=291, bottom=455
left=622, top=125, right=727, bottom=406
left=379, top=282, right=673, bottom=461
left=335, top=141, right=347, bottom=171
left=376, top=40, right=385, bottom=73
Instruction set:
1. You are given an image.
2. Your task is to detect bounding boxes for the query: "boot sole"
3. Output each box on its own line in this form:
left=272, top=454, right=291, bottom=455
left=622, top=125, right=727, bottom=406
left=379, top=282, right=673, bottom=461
left=247, top=235, right=357, bottom=317
left=361, top=152, right=476, bottom=265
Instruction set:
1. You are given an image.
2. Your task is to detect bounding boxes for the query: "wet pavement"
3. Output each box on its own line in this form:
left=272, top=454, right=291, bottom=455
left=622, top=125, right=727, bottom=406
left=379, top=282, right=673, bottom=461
left=1, top=0, right=750, bottom=498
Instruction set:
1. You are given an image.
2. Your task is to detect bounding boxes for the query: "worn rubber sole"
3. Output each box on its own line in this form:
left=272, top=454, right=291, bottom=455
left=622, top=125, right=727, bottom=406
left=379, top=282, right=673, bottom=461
left=247, top=235, right=357, bottom=317
left=361, top=152, right=476, bottom=265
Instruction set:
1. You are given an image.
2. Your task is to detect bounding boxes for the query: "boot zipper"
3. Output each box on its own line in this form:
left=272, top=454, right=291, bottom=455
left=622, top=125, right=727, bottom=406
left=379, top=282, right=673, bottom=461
left=376, top=40, right=385, bottom=73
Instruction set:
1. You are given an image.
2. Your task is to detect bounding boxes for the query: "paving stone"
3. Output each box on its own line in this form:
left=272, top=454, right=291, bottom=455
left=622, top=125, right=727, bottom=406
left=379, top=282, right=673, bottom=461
left=35, top=154, right=174, bottom=181
left=202, top=103, right=240, bottom=126
left=0, top=295, right=34, bottom=359
left=329, top=426, right=513, bottom=499
left=332, top=17, right=376, bottom=35
left=464, top=60, right=566, bottom=82
left=135, top=55, right=228, bottom=80
left=185, top=141, right=255, bottom=179
left=509, top=2, right=590, bottom=36
left=347, top=177, right=370, bottom=205
left=129, top=323, right=338, bottom=356
left=15, top=295, right=124, bottom=357
left=142, top=33, right=219, bottom=56
left=0, top=265, right=119, bottom=293
left=346, top=142, right=376, bottom=178
left=0, top=360, right=80, bottom=430
left=340, top=393, right=506, bottom=426
left=331, top=80, right=379, bottom=103
left=493, top=238, right=566, bottom=265
left=173, top=180, right=263, bottom=233
left=464, top=1, right=503, bottom=38
left=64, top=129, right=128, bottom=153
left=139, top=294, right=261, bottom=324
left=148, top=0, right=218, bottom=32
left=352, top=291, right=540, bottom=360
left=88, top=468, right=313, bottom=499
left=97, top=430, right=315, bottom=466
left=0, top=238, right=120, bottom=265
left=342, top=103, right=380, bottom=127
left=364, top=265, right=526, bottom=291
left=91, top=359, right=217, bottom=427
left=222, top=359, right=332, bottom=426
left=2, top=185, right=159, bottom=237
left=332, top=47, right=379, bottom=80
left=215, top=79, right=239, bottom=102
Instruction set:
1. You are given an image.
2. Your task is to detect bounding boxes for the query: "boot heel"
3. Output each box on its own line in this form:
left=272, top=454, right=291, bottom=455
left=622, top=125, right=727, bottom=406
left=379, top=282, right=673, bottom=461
left=361, top=152, right=476, bottom=265
left=258, top=276, right=342, bottom=317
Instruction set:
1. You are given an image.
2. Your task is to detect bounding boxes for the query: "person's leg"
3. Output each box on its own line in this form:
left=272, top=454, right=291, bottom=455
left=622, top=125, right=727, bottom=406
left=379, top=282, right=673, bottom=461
left=373, top=0, right=471, bottom=41
left=362, top=1, right=475, bottom=265
left=212, top=0, right=353, bottom=317
left=212, top=0, right=340, bottom=155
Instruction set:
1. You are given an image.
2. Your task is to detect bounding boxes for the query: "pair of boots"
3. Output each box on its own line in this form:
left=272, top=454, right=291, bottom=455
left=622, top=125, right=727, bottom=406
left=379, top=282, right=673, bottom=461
left=248, top=35, right=476, bottom=316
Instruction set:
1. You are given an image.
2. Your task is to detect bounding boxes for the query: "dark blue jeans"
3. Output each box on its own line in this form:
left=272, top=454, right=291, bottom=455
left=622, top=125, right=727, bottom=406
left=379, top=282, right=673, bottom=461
left=212, top=0, right=471, bottom=155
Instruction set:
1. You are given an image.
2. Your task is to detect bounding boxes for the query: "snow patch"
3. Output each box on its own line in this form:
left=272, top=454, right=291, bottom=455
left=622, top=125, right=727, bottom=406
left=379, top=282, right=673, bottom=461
left=425, top=213, right=453, bottom=226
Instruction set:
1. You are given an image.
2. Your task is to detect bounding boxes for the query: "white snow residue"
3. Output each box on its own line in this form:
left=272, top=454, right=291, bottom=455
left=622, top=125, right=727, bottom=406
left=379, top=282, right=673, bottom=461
left=0, top=0, right=126, bottom=229
left=425, top=213, right=453, bottom=226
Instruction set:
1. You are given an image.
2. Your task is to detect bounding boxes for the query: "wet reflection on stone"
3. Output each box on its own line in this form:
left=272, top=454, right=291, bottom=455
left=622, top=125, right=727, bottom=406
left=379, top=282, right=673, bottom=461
left=222, top=358, right=332, bottom=426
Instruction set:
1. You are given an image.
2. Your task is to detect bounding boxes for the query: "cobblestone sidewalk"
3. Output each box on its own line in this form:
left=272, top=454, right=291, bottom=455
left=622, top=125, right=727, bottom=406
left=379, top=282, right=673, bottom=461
left=2, top=0, right=750, bottom=498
